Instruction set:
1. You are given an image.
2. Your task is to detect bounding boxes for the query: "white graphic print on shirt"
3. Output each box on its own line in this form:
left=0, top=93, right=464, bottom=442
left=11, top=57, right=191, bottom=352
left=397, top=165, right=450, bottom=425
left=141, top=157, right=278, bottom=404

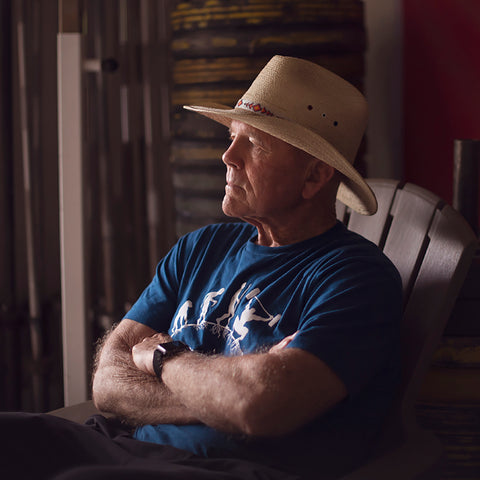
left=171, top=282, right=281, bottom=354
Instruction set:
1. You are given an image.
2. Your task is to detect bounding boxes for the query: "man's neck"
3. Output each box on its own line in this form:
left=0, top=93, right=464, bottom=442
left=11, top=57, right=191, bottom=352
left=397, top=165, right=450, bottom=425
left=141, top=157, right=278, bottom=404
left=243, top=207, right=337, bottom=247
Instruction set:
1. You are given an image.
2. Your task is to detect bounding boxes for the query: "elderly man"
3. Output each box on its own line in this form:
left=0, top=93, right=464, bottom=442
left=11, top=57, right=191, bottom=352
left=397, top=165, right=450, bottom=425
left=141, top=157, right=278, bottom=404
left=1, top=56, right=401, bottom=480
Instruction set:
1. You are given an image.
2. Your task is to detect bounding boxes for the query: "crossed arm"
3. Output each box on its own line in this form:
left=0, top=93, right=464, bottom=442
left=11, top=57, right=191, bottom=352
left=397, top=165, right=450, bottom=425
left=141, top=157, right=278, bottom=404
left=92, top=318, right=347, bottom=437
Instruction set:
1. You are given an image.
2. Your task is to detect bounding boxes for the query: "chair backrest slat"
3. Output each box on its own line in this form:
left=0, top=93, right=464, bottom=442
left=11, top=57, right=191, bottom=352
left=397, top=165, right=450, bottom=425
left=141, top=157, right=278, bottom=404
left=347, top=179, right=400, bottom=247
left=382, top=183, right=442, bottom=302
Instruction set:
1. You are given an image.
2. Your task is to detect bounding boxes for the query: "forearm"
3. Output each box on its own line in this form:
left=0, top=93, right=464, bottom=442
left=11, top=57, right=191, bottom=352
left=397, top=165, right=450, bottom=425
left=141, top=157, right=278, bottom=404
left=93, top=356, right=196, bottom=426
left=92, top=323, right=199, bottom=426
left=161, top=349, right=321, bottom=437
left=161, top=352, right=261, bottom=434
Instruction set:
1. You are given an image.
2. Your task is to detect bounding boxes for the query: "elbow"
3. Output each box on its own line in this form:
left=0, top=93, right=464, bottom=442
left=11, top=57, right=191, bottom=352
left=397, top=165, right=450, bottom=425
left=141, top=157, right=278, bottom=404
left=234, top=392, right=293, bottom=438
left=227, top=367, right=297, bottom=437
left=239, top=417, right=272, bottom=437
left=91, top=377, right=105, bottom=411
left=91, top=370, right=114, bottom=413
left=91, top=388, right=106, bottom=413
left=240, top=410, right=292, bottom=437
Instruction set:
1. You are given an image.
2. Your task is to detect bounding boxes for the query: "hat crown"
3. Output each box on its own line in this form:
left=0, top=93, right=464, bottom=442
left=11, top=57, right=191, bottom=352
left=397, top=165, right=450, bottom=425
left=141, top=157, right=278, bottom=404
left=241, top=56, right=367, bottom=164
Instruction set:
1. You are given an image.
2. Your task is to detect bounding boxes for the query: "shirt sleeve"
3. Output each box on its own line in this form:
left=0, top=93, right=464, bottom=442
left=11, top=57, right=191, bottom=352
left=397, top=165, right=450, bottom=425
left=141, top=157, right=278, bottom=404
left=123, top=239, right=184, bottom=332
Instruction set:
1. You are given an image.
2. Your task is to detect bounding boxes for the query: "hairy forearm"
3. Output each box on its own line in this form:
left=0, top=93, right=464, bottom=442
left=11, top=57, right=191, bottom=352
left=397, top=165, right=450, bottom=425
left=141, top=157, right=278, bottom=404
left=93, top=358, right=196, bottom=426
left=161, top=349, right=318, bottom=437
left=92, top=327, right=198, bottom=426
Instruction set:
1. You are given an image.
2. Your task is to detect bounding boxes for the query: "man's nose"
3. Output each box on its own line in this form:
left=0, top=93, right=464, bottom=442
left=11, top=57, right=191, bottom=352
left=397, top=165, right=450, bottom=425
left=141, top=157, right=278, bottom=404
left=222, top=139, right=243, bottom=169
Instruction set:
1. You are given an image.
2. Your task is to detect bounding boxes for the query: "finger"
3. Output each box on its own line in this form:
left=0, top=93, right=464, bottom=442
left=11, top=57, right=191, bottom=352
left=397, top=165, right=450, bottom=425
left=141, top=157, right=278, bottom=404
left=269, top=331, right=299, bottom=353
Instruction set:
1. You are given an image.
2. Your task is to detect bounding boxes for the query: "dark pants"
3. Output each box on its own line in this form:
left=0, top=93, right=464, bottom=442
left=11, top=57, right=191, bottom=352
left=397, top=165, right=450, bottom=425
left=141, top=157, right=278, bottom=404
left=0, top=413, right=298, bottom=480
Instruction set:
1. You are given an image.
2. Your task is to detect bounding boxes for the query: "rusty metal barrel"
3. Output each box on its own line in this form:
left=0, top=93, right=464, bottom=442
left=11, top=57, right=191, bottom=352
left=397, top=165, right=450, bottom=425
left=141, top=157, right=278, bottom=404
left=169, top=0, right=366, bottom=236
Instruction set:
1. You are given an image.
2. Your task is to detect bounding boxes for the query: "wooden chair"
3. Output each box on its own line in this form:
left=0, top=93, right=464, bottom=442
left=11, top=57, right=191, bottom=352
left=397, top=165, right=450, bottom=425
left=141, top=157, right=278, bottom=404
left=50, top=179, right=478, bottom=480
left=336, top=179, right=478, bottom=480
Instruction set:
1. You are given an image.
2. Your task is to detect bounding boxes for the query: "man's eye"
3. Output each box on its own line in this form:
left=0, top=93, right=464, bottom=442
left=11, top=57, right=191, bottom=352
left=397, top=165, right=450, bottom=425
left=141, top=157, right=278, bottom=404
left=249, top=139, right=269, bottom=153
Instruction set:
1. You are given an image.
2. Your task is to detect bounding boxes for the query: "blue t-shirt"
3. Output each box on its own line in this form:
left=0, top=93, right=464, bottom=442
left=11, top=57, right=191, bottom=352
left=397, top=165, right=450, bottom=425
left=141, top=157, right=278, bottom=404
left=126, top=222, right=402, bottom=479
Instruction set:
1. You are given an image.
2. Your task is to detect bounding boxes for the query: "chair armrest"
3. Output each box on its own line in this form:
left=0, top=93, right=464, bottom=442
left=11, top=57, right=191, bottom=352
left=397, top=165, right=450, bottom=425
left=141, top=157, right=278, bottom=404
left=48, top=400, right=106, bottom=424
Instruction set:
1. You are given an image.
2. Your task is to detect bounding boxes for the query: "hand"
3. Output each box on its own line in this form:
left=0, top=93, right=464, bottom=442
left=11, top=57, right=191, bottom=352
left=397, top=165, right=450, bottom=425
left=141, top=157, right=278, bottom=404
left=269, top=332, right=298, bottom=354
left=132, top=332, right=172, bottom=375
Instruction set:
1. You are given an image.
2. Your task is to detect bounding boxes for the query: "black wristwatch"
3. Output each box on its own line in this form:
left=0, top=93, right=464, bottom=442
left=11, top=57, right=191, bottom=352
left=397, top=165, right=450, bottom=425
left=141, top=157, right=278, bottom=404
left=152, top=341, right=191, bottom=379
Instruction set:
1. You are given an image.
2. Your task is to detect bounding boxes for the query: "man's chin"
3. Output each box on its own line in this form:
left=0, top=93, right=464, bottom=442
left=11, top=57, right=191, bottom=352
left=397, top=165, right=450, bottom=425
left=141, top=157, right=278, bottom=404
left=222, top=208, right=243, bottom=221
left=222, top=198, right=243, bottom=219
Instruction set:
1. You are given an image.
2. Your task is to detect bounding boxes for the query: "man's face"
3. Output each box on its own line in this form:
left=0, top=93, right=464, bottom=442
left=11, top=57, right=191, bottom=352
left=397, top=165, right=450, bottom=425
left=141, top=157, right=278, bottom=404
left=222, top=120, right=311, bottom=225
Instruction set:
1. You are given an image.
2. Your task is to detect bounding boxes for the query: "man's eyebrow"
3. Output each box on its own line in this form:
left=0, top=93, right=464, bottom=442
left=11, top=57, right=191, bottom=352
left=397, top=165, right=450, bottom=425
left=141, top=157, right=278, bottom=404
left=227, top=126, right=271, bottom=148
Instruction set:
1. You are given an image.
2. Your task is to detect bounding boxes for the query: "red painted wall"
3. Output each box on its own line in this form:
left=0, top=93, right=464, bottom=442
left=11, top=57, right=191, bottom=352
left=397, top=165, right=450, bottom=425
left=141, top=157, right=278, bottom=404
left=403, top=0, right=480, bottom=203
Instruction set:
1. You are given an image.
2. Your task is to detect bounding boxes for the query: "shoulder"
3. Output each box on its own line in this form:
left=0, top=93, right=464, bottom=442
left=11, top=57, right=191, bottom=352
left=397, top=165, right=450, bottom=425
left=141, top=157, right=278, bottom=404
left=308, top=223, right=402, bottom=296
left=310, top=223, right=396, bottom=269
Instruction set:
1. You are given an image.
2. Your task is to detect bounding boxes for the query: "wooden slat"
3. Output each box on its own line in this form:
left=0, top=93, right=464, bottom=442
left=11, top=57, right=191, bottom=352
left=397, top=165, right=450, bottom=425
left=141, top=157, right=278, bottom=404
left=172, top=84, right=246, bottom=108
left=172, top=27, right=365, bottom=59
left=171, top=139, right=228, bottom=166
left=173, top=170, right=226, bottom=193
left=170, top=1, right=364, bottom=32
left=173, top=54, right=363, bottom=85
left=383, top=183, right=442, bottom=297
left=335, top=199, right=348, bottom=223
left=172, top=109, right=232, bottom=140
left=346, top=178, right=400, bottom=246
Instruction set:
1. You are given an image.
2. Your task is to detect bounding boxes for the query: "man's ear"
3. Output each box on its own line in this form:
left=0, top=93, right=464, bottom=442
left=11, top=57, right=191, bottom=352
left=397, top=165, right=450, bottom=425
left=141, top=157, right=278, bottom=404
left=302, top=160, right=335, bottom=199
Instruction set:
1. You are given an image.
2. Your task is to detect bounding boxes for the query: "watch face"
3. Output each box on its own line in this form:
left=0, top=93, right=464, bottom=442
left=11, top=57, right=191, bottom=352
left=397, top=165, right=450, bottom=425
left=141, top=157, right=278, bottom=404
left=156, top=341, right=190, bottom=355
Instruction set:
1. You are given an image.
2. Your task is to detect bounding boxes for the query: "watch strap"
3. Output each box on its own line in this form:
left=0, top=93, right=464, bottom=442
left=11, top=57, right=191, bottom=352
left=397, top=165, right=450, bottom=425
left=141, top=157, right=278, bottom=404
left=152, top=341, right=191, bottom=379
left=152, top=348, right=164, bottom=379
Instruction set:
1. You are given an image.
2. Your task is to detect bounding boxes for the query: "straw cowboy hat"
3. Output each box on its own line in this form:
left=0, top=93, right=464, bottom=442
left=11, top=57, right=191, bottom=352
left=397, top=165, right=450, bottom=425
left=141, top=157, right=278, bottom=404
left=184, top=55, right=377, bottom=215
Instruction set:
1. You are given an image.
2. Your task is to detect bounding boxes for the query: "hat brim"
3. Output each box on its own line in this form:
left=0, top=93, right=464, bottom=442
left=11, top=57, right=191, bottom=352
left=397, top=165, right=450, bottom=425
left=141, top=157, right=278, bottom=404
left=184, top=103, right=377, bottom=215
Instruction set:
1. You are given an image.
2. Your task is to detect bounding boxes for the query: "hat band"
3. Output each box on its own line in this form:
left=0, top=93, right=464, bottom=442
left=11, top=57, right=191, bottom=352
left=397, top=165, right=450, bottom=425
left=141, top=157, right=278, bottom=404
left=236, top=98, right=275, bottom=117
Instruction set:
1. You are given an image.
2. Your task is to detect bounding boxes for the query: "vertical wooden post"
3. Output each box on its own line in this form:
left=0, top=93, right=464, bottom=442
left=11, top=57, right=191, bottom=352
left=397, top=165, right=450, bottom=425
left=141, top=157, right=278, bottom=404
left=57, top=0, right=89, bottom=405
left=453, top=139, right=480, bottom=236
